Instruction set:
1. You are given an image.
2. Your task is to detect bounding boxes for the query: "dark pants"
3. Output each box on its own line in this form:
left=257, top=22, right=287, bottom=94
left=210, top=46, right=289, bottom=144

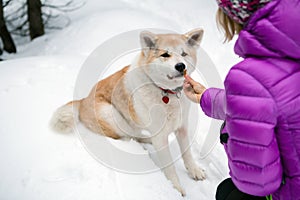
left=216, top=178, right=266, bottom=200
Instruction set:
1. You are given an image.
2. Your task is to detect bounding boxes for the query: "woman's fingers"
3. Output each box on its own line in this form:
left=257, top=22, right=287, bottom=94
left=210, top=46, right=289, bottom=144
left=183, top=81, right=198, bottom=103
left=184, top=75, right=205, bottom=94
left=183, top=81, right=191, bottom=89
left=184, top=75, right=198, bottom=87
left=183, top=75, right=207, bottom=103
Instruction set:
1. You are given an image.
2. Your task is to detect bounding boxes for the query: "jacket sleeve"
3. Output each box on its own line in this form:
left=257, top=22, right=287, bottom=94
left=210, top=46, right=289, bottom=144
left=200, top=88, right=226, bottom=120
left=224, top=67, right=283, bottom=196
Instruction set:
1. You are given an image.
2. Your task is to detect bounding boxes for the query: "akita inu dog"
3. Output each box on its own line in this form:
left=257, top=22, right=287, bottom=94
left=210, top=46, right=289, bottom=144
left=51, top=29, right=206, bottom=196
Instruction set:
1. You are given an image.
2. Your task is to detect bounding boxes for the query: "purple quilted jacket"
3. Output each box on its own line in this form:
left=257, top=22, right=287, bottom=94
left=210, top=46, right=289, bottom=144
left=200, top=0, right=300, bottom=199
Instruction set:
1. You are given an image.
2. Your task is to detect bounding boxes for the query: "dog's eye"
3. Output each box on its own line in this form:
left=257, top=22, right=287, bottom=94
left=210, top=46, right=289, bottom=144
left=181, top=52, right=188, bottom=57
left=160, top=52, right=171, bottom=58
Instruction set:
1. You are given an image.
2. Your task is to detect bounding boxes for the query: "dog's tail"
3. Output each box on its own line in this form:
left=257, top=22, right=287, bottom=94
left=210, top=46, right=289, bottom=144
left=50, top=100, right=81, bottom=133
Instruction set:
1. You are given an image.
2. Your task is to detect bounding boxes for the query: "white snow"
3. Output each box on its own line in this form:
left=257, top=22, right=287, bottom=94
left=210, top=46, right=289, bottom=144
left=0, top=0, right=241, bottom=199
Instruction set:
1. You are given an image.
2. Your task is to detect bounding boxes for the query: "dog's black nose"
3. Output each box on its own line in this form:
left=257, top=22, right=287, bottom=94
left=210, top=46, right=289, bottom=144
left=175, top=63, right=186, bottom=73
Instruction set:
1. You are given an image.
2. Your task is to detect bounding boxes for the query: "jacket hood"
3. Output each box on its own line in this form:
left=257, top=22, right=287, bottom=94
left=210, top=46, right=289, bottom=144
left=234, top=0, right=300, bottom=60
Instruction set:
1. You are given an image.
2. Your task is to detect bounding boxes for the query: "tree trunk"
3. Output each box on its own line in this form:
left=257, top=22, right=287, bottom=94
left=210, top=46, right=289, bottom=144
left=27, top=0, right=44, bottom=40
left=0, top=0, right=16, bottom=53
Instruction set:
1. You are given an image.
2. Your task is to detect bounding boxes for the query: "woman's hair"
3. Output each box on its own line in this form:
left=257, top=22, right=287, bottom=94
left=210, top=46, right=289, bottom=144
left=216, top=8, right=243, bottom=42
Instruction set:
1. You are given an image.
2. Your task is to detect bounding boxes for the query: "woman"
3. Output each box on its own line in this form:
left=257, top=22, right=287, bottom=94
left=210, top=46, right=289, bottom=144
left=184, top=0, right=300, bottom=199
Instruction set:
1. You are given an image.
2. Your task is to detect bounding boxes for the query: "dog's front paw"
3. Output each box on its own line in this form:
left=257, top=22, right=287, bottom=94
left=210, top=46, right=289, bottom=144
left=186, top=165, right=206, bottom=181
left=174, top=184, right=186, bottom=197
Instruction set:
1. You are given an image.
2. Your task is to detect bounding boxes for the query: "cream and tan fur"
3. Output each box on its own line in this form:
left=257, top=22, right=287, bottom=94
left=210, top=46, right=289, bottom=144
left=51, top=29, right=206, bottom=196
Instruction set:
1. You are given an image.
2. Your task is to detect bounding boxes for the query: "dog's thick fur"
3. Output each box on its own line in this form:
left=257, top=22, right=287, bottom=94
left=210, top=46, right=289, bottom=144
left=50, top=29, right=206, bottom=196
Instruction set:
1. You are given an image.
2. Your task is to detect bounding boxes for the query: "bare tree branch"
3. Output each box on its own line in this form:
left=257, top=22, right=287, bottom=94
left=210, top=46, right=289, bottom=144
left=6, top=10, right=27, bottom=23
left=42, top=0, right=85, bottom=12
left=4, top=3, right=26, bottom=18
left=3, top=0, right=12, bottom=8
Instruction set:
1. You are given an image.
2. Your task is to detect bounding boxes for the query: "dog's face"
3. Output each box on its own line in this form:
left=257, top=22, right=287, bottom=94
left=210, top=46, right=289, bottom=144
left=139, top=29, right=203, bottom=89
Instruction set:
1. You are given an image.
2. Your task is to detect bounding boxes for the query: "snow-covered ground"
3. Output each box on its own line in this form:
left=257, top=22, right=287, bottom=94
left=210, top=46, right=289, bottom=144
left=0, top=0, right=241, bottom=199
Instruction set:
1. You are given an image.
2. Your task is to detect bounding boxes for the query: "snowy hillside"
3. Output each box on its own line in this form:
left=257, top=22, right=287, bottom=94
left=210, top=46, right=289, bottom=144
left=0, top=0, right=240, bottom=199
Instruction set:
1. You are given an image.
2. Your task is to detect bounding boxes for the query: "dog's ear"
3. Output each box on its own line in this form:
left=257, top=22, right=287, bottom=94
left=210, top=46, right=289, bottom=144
left=185, top=28, right=204, bottom=48
left=140, top=31, right=157, bottom=55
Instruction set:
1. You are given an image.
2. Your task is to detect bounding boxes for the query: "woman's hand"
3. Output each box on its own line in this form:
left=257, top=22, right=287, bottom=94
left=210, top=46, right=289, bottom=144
left=183, top=75, right=206, bottom=103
